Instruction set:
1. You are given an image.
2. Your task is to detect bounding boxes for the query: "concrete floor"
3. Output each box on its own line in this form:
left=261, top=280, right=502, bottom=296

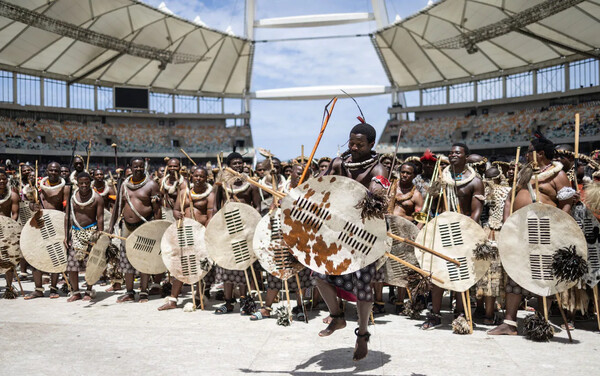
left=0, top=277, right=598, bottom=376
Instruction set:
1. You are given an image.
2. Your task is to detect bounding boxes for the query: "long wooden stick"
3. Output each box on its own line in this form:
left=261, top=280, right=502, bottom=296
left=387, top=232, right=460, bottom=266
left=574, top=113, right=580, bottom=191
left=249, top=264, right=264, bottom=307
left=555, top=293, right=573, bottom=343
left=97, top=231, right=127, bottom=241
left=466, top=289, right=473, bottom=333
left=295, top=273, right=308, bottom=323
left=199, top=280, right=205, bottom=310
left=542, top=296, right=548, bottom=321
left=12, top=265, right=24, bottom=296
left=509, top=147, right=521, bottom=215
left=225, top=167, right=286, bottom=199
left=191, top=281, right=197, bottom=312
left=593, top=285, right=600, bottom=331
left=86, top=139, right=92, bottom=172
left=180, top=148, right=197, bottom=166
left=62, top=272, right=72, bottom=292
left=387, top=128, right=403, bottom=194
left=284, top=279, right=293, bottom=323
left=461, top=291, right=472, bottom=334
left=385, top=252, right=445, bottom=284
left=299, top=97, right=338, bottom=184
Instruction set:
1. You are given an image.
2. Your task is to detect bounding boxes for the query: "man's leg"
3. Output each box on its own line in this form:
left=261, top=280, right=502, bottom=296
left=354, top=300, right=373, bottom=361
left=139, top=273, right=150, bottom=302
left=488, top=292, right=520, bottom=335
left=49, top=273, right=60, bottom=298
left=250, top=289, right=278, bottom=320
left=158, top=279, right=183, bottom=310
left=25, top=269, right=45, bottom=299
left=117, top=272, right=136, bottom=302
left=315, top=278, right=346, bottom=336
left=421, top=285, right=443, bottom=329
left=67, top=271, right=82, bottom=302
left=372, top=282, right=385, bottom=314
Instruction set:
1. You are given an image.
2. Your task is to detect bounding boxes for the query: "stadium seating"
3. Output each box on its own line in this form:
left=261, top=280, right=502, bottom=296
left=0, top=116, right=252, bottom=154
left=387, top=101, right=600, bottom=148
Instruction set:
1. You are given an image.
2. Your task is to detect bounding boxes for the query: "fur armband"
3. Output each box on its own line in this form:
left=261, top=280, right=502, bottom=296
left=371, top=175, right=390, bottom=189
left=556, top=187, right=576, bottom=201
left=151, top=194, right=161, bottom=203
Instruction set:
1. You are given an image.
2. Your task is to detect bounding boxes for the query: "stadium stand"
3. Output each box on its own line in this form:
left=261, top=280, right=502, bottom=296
left=382, top=101, right=600, bottom=150
left=0, top=116, right=252, bottom=155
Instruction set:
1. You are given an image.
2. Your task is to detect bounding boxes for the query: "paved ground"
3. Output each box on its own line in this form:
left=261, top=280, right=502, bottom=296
left=0, top=278, right=598, bottom=376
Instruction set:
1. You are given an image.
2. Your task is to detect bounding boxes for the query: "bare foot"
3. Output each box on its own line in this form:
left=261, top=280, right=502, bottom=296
left=67, top=293, right=82, bottom=302
left=353, top=329, right=370, bottom=361
left=139, top=292, right=149, bottom=303
left=107, top=284, right=123, bottom=292
left=488, top=323, right=518, bottom=335
left=157, top=301, right=177, bottom=311
left=117, top=292, right=135, bottom=303
left=24, top=290, right=44, bottom=300
left=322, top=315, right=332, bottom=324
left=319, top=316, right=346, bottom=337
left=82, top=293, right=93, bottom=301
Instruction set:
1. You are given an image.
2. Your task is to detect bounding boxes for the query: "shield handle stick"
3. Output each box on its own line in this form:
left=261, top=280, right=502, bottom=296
left=592, top=285, right=600, bottom=331
left=198, top=279, right=205, bottom=310
left=509, top=147, right=521, bottom=215
left=295, top=273, right=308, bottom=323
left=249, top=263, right=264, bottom=307
left=384, top=252, right=444, bottom=284
left=12, top=265, right=24, bottom=296
left=574, top=114, right=580, bottom=191
left=299, top=97, right=338, bottom=185
left=555, top=293, right=573, bottom=343
left=224, top=168, right=285, bottom=199
left=190, top=282, right=197, bottom=312
left=284, top=279, right=293, bottom=323
left=386, top=232, right=460, bottom=266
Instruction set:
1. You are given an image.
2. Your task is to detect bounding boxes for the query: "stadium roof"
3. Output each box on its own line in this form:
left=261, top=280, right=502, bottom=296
left=373, top=0, right=600, bottom=91
left=0, top=0, right=253, bottom=97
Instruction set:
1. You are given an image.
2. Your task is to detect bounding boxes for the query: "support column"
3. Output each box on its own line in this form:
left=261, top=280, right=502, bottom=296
left=12, top=72, right=17, bottom=104
left=473, top=80, right=478, bottom=103
left=40, top=77, right=44, bottom=107
left=532, top=70, right=538, bottom=95
left=502, top=76, right=507, bottom=98
left=564, top=62, right=570, bottom=91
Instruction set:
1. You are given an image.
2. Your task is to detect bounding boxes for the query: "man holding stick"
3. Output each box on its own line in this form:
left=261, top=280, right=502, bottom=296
left=489, top=133, right=574, bottom=335
left=109, top=157, right=161, bottom=303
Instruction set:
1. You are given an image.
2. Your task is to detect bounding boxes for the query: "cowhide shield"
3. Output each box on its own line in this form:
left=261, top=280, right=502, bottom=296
left=499, top=203, right=587, bottom=296
left=572, top=203, right=600, bottom=287
left=20, top=209, right=67, bottom=273
left=0, top=216, right=21, bottom=273
left=384, top=214, right=419, bottom=287
left=280, top=175, right=389, bottom=276
left=125, top=220, right=171, bottom=274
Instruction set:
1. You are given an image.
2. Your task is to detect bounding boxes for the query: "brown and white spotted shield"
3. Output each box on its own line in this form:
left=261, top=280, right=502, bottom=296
left=499, top=203, right=587, bottom=296
left=125, top=220, right=171, bottom=274
left=161, top=218, right=213, bottom=285
left=20, top=209, right=67, bottom=273
left=205, top=202, right=260, bottom=271
left=415, top=211, right=489, bottom=292
left=253, top=208, right=304, bottom=280
left=280, top=175, right=389, bottom=276
left=0, top=215, right=22, bottom=273
left=384, top=215, right=420, bottom=287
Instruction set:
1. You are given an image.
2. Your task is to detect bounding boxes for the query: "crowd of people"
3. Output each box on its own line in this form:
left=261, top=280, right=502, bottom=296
left=0, top=116, right=252, bottom=154
left=1, top=119, right=600, bottom=361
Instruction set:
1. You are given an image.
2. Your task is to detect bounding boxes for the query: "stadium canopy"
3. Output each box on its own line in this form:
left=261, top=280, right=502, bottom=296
left=373, top=0, right=600, bottom=91
left=0, top=0, right=253, bottom=97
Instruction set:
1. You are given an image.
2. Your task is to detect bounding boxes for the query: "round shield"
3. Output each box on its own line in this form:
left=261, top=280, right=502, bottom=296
left=161, top=207, right=175, bottom=222
left=499, top=203, right=588, bottom=296
left=0, top=216, right=22, bottom=273
left=18, top=201, right=32, bottom=227
left=85, top=234, right=109, bottom=285
left=415, top=211, right=489, bottom=292
left=571, top=203, right=600, bottom=287
left=20, top=209, right=67, bottom=273
left=161, top=218, right=213, bottom=284
left=125, top=220, right=171, bottom=274
left=205, top=202, right=260, bottom=270
left=103, top=209, right=111, bottom=233
left=281, top=175, right=390, bottom=275
left=384, top=215, right=420, bottom=287
left=253, top=208, right=304, bottom=280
